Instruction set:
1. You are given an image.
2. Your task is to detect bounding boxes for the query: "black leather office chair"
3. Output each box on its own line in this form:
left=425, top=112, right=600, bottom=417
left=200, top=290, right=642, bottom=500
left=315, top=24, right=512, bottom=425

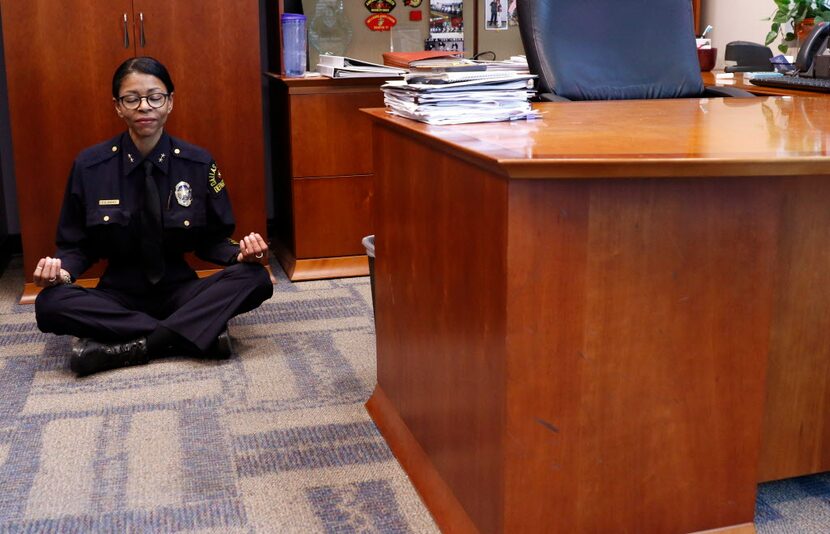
left=517, top=0, right=753, bottom=101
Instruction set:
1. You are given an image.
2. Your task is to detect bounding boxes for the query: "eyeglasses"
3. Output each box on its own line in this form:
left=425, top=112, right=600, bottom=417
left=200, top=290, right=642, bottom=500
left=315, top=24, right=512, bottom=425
left=117, top=93, right=170, bottom=110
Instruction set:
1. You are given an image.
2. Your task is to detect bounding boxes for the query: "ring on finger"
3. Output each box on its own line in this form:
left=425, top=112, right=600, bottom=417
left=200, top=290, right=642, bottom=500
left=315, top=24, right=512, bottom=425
left=255, top=252, right=264, bottom=259
left=48, top=276, right=56, bottom=282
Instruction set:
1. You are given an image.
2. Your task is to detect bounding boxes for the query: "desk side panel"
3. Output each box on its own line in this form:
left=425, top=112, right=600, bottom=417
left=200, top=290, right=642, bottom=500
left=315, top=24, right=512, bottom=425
left=760, top=174, right=830, bottom=481
left=505, top=177, right=779, bottom=533
left=372, top=124, right=508, bottom=533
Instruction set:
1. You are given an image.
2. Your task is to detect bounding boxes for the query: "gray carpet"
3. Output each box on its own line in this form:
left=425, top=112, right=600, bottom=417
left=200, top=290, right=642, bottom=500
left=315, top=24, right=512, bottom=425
left=0, top=257, right=438, bottom=533
left=757, top=472, right=830, bottom=533
left=0, top=255, right=828, bottom=533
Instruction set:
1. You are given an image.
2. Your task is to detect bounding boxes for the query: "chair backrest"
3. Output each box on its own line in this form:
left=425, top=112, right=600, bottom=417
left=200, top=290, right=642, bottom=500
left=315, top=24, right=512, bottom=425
left=517, top=0, right=705, bottom=100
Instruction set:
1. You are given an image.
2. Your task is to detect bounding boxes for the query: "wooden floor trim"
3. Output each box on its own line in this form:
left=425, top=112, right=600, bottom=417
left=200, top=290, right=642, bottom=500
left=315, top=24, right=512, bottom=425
left=690, top=523, right=755, bottom=534
left=273, top=243, right=369, bottom=281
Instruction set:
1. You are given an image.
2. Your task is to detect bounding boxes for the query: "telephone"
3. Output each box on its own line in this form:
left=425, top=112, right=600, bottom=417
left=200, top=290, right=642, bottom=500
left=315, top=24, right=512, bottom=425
left=795, top=22, right=830, bottom=77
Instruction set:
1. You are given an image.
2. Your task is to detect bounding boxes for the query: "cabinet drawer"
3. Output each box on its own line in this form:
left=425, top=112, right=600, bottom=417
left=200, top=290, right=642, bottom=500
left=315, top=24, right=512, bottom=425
left=290, top=91, right=385, bottom=178
left=292, top=175, right=374, bottom=258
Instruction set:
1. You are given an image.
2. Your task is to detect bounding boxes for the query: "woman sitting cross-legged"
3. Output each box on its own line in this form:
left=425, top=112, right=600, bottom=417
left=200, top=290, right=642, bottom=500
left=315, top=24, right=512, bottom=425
left=34, top=56, right=274, bottom=377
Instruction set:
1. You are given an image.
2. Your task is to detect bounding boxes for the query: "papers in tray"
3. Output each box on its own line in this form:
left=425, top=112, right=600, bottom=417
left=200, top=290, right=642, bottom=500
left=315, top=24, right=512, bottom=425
left=398, top=54, right=529, bottom=74
left=381, top=72, right=541, bottom=125
left=400, top=71, right=536, bottom=90
left=316, top=55, right=407, bottom=79
left=469, top=55, right=530, bottom=73
left=407, top=57, right=480, bottom=71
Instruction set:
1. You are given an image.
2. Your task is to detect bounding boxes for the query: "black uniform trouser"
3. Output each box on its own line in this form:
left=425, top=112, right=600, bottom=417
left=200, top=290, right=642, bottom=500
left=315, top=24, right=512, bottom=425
left=35, top=262, right=273, bottom=353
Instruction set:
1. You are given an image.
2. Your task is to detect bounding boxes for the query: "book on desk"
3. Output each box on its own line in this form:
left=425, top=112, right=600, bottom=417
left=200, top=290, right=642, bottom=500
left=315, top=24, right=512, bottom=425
left=381, top=51, right=463, bottom=69
left=316, top=55, right=406, bottom=79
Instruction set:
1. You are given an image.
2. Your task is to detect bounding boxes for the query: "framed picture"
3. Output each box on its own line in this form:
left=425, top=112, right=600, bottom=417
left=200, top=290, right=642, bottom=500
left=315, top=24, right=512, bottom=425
left=426, top=0, right=464, bottom=51
left=485, top=0, right=508, bottom=31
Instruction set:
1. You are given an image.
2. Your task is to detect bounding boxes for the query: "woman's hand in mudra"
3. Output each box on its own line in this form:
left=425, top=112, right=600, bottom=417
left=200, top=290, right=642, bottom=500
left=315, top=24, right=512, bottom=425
left=33, top=257, right=70, bottom=287
left=237, top=233, right=276, bottom=283
left=237, top=232, right=269, bottom=264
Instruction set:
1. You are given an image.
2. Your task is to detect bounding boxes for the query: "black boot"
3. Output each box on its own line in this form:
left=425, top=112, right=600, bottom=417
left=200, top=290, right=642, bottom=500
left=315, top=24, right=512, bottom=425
left=202, top=330, right=234, bottom=360
left=70, top=337, right=150, bottom=377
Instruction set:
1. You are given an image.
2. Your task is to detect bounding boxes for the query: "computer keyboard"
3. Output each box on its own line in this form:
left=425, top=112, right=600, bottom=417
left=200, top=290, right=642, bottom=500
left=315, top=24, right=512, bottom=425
left=750, top=76, right=830, bottom=93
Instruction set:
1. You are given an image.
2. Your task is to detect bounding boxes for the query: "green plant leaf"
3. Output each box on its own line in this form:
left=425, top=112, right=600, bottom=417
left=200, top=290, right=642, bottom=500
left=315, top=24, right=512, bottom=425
left=778, top=43, right=790, bottom=53
left=773, top=12, right=789, bottom=23
left=785, top=31, right=796, bottom=40
left=765, top=31, right=778, bottom=45
left=772, top=22, right=780, bottom=31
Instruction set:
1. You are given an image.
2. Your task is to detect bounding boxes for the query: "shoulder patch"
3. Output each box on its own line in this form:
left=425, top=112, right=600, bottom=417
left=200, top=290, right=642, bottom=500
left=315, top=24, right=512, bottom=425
left=208, top=162, right=226, bottom=194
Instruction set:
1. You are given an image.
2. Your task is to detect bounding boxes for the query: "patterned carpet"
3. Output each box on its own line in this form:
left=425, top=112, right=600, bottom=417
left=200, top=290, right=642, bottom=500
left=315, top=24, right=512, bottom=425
left=0, top=257, right=438, bottom=533
left=0, top=255, right=828, bottom=533
left=757, top=473, right=830, bottom=533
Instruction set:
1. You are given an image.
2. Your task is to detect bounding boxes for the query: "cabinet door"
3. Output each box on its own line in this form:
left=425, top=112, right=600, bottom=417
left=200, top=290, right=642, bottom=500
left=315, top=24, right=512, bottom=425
left=290, top=91, right=385, bottom=178
left=133, top=0, right=266, bottom=240
left=1, top=0, right=134, bottom=280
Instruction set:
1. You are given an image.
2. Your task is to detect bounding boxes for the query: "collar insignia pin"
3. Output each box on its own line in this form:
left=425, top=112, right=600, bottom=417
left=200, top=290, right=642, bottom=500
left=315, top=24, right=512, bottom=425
left=158, top=153, right=166, bottom=164
left=127, top=153, right=134, bottom=163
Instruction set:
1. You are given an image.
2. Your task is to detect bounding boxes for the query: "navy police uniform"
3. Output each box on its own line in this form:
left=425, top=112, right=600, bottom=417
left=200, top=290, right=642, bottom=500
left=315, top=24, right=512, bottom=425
left=35, top=132, right=273, bottom=352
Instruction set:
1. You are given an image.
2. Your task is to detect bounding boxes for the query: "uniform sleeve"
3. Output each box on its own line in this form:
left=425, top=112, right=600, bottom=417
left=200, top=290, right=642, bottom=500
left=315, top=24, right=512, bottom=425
left=55, top=163, right=97, bottom=279
left=194, top=160, right=240, bottom=265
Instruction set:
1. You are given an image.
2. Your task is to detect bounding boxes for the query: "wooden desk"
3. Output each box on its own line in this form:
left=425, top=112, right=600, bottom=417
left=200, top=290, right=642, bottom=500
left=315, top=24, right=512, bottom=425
left=364, top=97, right=830, bottom=533
left=267, top=74, right=384, bottom=281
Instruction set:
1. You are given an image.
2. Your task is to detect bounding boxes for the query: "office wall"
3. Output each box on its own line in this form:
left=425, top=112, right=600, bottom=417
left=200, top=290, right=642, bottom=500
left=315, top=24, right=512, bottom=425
left=702, top=0, right=774, bottom=69
left=477, top=2, right=523, bottom=59
left=299, top=0, right=523, bottom=66
left=301, top=0, right=432, bottom=66
left=298, top=2, right=781, bottom=67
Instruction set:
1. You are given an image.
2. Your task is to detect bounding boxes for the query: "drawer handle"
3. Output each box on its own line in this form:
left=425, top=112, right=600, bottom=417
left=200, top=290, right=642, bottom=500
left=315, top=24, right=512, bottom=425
left=122, top=13, right=130, bottom=48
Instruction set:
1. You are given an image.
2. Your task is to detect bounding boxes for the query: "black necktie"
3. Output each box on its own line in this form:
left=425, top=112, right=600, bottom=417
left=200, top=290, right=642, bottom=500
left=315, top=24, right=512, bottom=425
left=141, top=160, right=165, bottom=284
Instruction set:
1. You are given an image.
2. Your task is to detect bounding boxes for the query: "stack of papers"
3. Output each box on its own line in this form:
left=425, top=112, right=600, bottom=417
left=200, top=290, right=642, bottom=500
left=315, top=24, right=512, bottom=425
left=317, top=55, right=407, bottom=79
left=382, top=72, right=540, bottom=125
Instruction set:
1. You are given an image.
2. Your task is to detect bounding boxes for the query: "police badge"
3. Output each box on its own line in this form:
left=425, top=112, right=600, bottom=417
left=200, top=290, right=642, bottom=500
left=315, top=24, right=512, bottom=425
left=174, top=181, right=192, bottom=207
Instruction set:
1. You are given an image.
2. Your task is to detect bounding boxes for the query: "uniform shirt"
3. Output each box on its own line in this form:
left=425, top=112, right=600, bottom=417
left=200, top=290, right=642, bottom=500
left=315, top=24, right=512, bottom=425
left=55, top=131, right=240, bottom=292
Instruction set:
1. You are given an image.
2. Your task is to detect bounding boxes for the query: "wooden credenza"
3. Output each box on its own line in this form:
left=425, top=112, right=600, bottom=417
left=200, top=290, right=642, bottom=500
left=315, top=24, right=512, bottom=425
left=1, top=0, right=266, bottom=303
left=267, top=74, right=384, bottom=281
left=365, top=96, right=830, bottom=533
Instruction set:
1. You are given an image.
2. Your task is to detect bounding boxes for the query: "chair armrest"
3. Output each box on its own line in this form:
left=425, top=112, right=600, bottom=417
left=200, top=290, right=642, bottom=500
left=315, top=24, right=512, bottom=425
left=702, top=85, right=756, bottom=98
